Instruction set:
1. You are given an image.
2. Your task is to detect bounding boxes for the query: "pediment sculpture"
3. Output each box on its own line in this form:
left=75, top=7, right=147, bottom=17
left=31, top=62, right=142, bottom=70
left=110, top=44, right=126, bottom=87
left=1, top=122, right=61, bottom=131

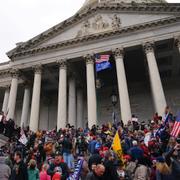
left=76, top=14, right=121, bottom=37
left=92, top=15, right=109, bottom=30
left=76, top=20, right=91, bottom=37
left=111, top=14, right=121, bottom=30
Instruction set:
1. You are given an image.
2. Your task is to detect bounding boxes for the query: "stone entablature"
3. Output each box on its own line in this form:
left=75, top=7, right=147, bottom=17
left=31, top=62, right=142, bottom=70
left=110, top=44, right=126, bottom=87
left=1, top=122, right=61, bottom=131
left=8, top=16, right=180, bottom=59
left=7, top=3, right=180, bottom=59
left=99, top=0, right=167, bottom=3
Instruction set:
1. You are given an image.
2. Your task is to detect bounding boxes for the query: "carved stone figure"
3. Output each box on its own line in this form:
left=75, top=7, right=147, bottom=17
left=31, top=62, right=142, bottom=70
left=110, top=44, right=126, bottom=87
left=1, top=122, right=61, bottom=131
left=77, top=20, right=91, bottom=37
left=92, top=15, right=109, bottom=30
left=111, top=14, right=121, bottom=30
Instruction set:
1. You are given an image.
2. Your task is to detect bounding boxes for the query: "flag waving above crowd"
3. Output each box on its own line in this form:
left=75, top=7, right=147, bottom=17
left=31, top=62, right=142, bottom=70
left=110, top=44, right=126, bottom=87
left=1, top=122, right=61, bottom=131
left=171, top=111, right=180, bottom=137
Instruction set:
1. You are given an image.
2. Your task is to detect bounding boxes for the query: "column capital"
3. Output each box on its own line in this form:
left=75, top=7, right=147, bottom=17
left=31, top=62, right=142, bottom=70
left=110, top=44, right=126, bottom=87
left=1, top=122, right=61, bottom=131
left=33, top=64, right=42, bottom=74
left=10, top=68, right=19, bottom=78
left=57, top=59, right=67, bottom=69
left=113, top=48, right=124, bottom=59
left=143, top=42, right=154, bottom=54
left=84, top=54, right=94, bottom=64
left=174, top=36, right=180, bottom=48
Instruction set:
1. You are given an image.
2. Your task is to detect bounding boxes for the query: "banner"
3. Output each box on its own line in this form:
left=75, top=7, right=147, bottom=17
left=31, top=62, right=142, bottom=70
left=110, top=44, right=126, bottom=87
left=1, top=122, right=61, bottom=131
left=95, top=54, right=111, bottom=72
left=19, top=134, right=28, bottom=145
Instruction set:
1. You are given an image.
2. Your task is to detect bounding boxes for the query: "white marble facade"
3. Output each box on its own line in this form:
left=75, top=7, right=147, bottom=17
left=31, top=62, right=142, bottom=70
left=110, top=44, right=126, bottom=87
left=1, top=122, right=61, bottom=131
left=0, top=0, right=180, bottom=131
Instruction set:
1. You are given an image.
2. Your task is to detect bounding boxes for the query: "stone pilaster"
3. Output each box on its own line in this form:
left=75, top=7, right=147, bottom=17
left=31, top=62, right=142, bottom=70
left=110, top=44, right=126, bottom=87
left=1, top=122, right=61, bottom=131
left=143, top=42, right=167, bottom=115
left=113, top=48, right=131, bottom=124
left=29, top=64, right=42, bottom=132
left=85, top=54, right=97, bottom=128
left=6, top=69, right=19, bottom=120
left=57, top=59, right=67, bottom=130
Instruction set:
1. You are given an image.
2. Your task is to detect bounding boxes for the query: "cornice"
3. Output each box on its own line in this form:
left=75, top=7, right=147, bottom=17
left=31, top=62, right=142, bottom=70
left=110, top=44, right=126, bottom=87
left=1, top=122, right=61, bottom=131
left=9, top=15, right=180, bottom=59
left=0, top=70, right=11, bottom=77
left=7, top=3, right=180, bottom=59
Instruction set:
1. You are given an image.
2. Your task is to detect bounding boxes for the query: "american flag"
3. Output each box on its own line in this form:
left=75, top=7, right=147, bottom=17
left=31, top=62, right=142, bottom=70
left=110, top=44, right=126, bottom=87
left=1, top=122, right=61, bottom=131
left=95, top=54, right=111, bottom=72
left=95, top=55, right=110, bottom=63
left=171, top=112, right=180, bottom=138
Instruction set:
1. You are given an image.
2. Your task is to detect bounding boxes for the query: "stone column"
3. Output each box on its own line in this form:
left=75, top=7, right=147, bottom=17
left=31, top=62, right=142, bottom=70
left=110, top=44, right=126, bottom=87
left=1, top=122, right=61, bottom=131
left=76, top=88, right=84, bottom=128
left=144, top=42, right=167, bottom=115
left=2, top=86, right=10, bottom=114
left=85, top=54, right=97, bottom=128
left=7, top=69, right=19, bottom=120
left=29, top=65, right=42, bottom=132
left=68, top=75, right=76, bottom=127
left=114, top=48, right=131, bottom=124
left=20, top=84, right=31, bottom=128
left=57, top=60, right=67, bottom=130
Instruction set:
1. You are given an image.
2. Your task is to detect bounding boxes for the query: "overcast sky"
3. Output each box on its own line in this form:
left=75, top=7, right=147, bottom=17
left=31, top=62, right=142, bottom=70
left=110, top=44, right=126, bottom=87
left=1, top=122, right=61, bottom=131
left=0, top=0, right=179, bottom=62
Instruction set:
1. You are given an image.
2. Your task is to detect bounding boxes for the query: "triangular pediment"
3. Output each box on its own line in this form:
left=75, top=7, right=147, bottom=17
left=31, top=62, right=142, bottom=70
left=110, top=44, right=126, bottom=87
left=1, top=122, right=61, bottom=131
left=39, top=12, right=174, bottom=47
left=7, top=3, right=180, bottom=59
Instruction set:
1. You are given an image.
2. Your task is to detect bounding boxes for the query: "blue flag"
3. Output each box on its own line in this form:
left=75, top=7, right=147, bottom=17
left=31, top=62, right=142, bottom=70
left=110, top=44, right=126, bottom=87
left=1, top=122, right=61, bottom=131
left=95, top=54, right=112, bottom=72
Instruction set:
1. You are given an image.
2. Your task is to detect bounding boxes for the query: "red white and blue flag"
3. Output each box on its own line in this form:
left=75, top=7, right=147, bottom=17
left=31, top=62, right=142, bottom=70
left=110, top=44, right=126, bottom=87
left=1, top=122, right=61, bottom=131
left=171, top=112, right=180, bottom=138
left=95, top=54, right=111, bottom=72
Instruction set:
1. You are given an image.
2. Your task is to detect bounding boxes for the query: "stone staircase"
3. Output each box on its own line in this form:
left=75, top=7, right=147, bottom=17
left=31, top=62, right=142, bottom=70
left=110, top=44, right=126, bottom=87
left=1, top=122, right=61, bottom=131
left=0, top=134, right=9, bottom=147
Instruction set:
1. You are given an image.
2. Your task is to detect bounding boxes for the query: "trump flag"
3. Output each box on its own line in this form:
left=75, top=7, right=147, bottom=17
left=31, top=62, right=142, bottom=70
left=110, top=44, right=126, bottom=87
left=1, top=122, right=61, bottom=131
left=95, top=54, right=111, bottom=72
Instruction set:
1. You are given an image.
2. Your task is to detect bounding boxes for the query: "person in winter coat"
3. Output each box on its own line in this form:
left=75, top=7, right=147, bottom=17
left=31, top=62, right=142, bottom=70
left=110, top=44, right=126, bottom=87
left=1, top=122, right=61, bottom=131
left=86, top=164, right=105, bottom=180
left=102, top=151, right=119, bottom=180
left=155, top=156, right=171, bottom=180
left=28, top=159, right=39, bottom=180
left=128, top=140, right=144, bottom=161
left=134, top=158, right=150, bottom=180
left=10, top=151, right=28, bottom=180
left=163, top=143, right=180, bottom=180
left=0, top=155, right=11, bottom=180
left=40, top=164, right=51, bottom=180
left=47, top=151, right=69, bottom=180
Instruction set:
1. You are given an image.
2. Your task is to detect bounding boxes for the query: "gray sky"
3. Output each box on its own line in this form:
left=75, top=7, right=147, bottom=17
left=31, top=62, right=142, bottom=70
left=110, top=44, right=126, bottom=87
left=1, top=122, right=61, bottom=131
left=0, top=0, right=179, bottom=62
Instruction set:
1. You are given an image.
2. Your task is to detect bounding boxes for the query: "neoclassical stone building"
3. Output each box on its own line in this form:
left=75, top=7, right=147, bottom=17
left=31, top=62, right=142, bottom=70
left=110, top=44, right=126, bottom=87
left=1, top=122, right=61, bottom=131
left=0, top=0, right=180, bottom=131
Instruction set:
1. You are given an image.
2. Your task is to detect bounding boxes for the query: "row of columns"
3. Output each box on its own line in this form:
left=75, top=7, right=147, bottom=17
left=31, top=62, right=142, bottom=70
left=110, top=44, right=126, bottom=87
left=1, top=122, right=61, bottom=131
left=1, top=40, right=180, bottom=131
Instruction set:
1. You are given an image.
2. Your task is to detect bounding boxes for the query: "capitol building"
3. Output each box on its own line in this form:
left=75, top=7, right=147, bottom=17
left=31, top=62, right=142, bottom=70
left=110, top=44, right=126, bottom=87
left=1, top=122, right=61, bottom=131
left=0, top=0, right=180, bottom=131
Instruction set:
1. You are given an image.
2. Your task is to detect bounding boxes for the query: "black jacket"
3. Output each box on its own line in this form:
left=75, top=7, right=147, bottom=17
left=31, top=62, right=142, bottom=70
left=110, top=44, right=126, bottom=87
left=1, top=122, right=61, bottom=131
left=47, top=161, right=69, bottom=180
left=103, top=159, right=119, bottom=180
left=10, top=160, right=28, bottom=180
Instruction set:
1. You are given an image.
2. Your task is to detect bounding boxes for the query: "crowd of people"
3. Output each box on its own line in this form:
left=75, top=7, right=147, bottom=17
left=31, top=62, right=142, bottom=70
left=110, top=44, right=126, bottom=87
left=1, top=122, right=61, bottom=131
left=0, top=106, right=179, bottom=180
